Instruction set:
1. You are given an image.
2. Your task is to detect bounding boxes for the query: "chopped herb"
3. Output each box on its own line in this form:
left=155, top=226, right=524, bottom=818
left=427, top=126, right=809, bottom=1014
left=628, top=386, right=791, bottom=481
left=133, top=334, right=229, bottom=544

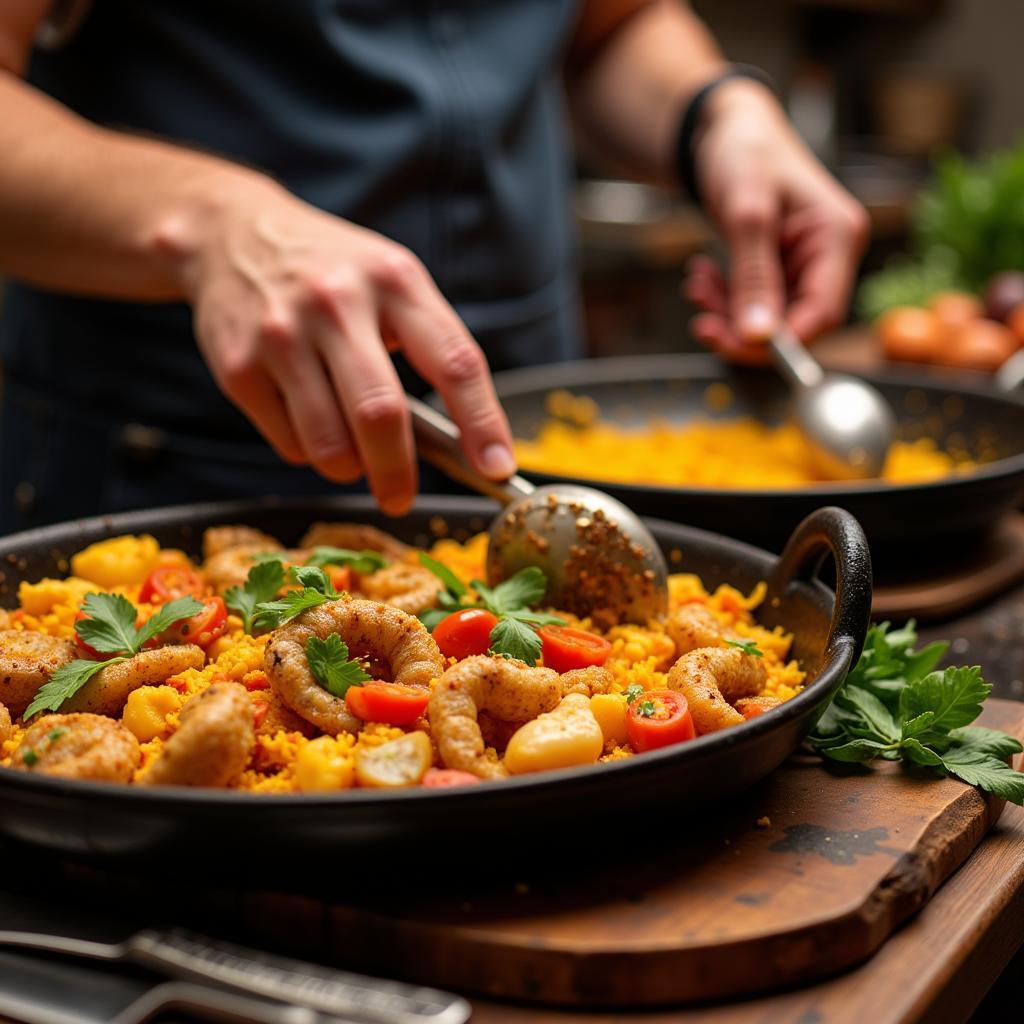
left=809, top=621, right=1024, bottom=804
left=726, top=638, right=764, bottom=658
left=307, top=547, right=387, bottom=574
left=623, top=684, right=645, bottom=704
left=636, top=700, right=656, bottom=718
left=305, top=634, right=371, bottom=699
left=21, top=748, right=38, bottom=766
left=225, top=559, right=286, bottom=634
left=47, top=729, right=66, bottom=743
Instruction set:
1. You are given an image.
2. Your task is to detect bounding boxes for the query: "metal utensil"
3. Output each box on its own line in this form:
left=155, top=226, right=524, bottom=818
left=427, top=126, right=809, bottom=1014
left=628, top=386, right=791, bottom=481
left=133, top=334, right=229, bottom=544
left=770, top=327, right=896, bottom=479
left=408, top=396, right=668, bottom=624
left=0, top=925, right=471, bottom=1024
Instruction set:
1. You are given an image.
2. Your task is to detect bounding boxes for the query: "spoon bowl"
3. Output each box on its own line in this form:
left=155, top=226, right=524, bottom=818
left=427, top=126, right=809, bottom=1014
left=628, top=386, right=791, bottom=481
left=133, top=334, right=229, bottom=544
left=409, top=398, right=668, bottom=624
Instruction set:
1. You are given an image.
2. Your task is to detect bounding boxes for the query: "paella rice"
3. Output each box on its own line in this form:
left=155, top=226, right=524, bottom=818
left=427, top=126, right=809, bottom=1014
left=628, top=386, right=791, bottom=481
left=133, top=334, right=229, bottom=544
left=0, top=522, right=805, bottom=792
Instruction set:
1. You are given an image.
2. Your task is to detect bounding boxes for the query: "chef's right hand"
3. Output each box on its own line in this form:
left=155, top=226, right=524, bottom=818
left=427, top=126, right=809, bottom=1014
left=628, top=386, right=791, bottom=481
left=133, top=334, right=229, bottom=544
left=164, top=179, right=516, bottom=516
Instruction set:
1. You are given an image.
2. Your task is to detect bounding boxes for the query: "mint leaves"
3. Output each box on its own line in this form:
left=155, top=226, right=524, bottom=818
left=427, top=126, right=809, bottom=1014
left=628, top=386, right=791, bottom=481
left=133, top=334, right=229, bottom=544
left=809, top=622, right=1024, bottom=804
left=25, top=591, right=204, bottom=718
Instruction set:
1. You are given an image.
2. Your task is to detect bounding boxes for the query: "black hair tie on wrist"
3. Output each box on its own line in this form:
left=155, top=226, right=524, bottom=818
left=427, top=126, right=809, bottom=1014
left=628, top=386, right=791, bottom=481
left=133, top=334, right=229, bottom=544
left=675, top=64, right=776, bottom=208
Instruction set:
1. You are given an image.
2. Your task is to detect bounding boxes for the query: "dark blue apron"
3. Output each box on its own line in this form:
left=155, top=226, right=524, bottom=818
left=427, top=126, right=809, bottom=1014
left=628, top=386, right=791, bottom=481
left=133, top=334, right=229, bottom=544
left=0, top=0, right=583, bottom=531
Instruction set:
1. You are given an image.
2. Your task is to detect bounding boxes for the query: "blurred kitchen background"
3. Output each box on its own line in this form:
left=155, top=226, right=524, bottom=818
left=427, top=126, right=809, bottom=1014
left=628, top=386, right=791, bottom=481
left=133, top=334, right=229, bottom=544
left=578, top=0, right=1024, bottom=361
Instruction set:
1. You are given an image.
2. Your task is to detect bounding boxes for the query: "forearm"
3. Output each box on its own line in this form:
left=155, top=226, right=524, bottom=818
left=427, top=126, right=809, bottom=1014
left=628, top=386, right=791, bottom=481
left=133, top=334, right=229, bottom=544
left=566, top=0, right=726, bottom=186
left=0, top=71, right=276, bottom=300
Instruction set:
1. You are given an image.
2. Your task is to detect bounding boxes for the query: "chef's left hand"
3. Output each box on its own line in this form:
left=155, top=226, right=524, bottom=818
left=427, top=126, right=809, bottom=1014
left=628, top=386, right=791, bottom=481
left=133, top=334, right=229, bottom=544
left=682, top=80, right=869, bottom=365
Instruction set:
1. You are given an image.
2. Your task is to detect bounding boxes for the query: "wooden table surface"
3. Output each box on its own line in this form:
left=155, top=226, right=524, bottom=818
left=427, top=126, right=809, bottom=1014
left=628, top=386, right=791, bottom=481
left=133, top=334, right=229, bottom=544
left=470, top=799, right=1024, bottom=1024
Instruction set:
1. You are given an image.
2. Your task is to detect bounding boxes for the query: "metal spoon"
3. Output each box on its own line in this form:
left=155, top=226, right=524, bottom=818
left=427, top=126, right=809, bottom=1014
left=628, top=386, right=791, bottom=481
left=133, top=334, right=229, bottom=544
left=408, top=396, right=668, bottom=625
left=770, top=327, right=896, bottom=480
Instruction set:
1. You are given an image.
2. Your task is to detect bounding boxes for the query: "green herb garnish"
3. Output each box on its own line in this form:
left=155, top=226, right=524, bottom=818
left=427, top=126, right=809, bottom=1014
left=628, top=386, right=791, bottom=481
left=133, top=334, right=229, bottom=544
left=636, top=700, right=656, bottom=719
left=253, top=565, right=340, bottom=630
left=306, top=547, right=387, bottom=574
left=809, top=622, right=1024, bottom=804
left=24, top=592, right=203, bottom=719
left=21, top=749, right=38, bottom=766
left=623, top=684, right=645, bottom=704
left=305, top=634, right=371, bottom=698
left=225, top=559, right=286, bottom=634
left=726, top=638, right=764, bottom=658
left=47, top=729, right=66, bottom=743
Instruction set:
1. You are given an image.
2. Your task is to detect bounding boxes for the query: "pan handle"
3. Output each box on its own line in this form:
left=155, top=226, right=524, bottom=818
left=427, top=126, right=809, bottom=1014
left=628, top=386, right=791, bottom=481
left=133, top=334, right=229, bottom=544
left=768, top=506, right=872, bottom=664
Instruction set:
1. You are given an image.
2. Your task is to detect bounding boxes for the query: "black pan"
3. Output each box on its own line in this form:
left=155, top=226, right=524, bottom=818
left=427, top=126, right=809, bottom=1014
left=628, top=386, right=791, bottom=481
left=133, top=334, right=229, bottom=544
left=488, top=354, right=1024, bottom=563
left=0, top=496, right=870, bottom=870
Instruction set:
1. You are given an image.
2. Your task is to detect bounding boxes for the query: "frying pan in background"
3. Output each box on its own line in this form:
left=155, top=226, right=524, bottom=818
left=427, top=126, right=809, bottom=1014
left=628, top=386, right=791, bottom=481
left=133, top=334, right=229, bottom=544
left=0, top=497, right=870, bottom=872
left=487, top=354, right=1024, bottom=565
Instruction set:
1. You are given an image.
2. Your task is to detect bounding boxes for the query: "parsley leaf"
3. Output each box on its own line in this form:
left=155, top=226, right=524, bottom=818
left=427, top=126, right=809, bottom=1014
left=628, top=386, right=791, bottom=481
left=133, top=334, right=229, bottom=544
left=225, top=559, right=286, bottom=634
left=252, top=564, right=341, bottom=630
left=726, top=638, right=764, bottom=658
left=305, top=634, right=371, bottom=698
left=488, top=617, right=543, bottom=664
left=472, top=567, right=547, bottom=615
left=74, top=593, right=139, bottom=655
left=133, top=596, right=206, bottom=651
left=809, top=622, right=1024, bottom=805
left=418, top=553, right=466, bottom=600
left=290, top=565, right=338, bottom=596
left=636, top=700, right=656, bottom=718
left=24, top=656, right=128, bottom=719
left=306, top=547, right=387, bottom=574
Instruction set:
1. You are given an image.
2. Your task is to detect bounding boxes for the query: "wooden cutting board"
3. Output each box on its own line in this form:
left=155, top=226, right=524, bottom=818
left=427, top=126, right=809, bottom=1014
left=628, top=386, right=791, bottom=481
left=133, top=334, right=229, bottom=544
left=55, top=701, right=1024, bottom=1010
left=143, top=699, right=1016, bottom=1009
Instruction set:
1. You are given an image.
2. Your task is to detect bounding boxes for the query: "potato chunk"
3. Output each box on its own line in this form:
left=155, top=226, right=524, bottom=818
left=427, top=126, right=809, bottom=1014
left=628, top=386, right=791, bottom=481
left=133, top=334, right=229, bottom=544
left=504, top=693, right=604, bottom=775
left=355, top=731, right=432, bottom=789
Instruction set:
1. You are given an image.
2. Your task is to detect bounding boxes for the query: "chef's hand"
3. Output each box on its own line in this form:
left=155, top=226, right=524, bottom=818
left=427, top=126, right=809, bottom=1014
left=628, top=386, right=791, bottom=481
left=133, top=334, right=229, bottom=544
left=173, top=181, right=515, bottom=515
left=682, top=80, right=869, bottom=365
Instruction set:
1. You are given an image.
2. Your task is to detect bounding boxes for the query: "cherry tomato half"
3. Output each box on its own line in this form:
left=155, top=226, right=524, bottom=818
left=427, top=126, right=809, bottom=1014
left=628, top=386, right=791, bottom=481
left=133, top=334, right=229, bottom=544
left=139, top=565, right=205, bottom=605
left=345, top=682, right=430, bottom=726
left=432, top=608, right=499, bottom=661
left=324, top=565, right=352, bottom=593
left=160, top=596, right=228, bottom=649
left=539, top=625, right=611, bottom=673
left=626, top=689, right=696, bottom=752
left=422, top=768, right=481, bottom=788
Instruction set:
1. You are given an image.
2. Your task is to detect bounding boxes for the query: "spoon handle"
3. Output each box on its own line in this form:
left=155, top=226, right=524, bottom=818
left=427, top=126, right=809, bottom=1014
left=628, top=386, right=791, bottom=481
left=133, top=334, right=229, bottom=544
left=408, top=396, right=535, bottom=504
left=769, top=326, right=825, bottom=389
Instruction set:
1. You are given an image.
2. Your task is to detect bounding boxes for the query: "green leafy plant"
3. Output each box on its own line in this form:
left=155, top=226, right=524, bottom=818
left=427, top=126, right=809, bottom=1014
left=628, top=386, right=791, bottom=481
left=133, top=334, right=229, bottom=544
left=858, top=142, right=1024, bottom=318
left=809, top=622, right=1024, bottom=803
left=305, top=634, right=371, bottom=698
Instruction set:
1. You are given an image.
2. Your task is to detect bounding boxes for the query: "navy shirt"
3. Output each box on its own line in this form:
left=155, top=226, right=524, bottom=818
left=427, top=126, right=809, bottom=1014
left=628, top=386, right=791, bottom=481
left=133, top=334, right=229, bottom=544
left=0, top=0, right=585, bottom=527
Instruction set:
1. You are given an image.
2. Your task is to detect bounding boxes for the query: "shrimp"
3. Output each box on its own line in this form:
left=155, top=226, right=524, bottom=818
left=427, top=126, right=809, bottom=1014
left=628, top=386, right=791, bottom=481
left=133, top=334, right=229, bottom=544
left=359, top=564, right=439, bottom=614
left=265, top=598, right=444, bottom=736
left=667, top=647, right=767, bottom=734
left=300, top=522, right=411, bottom=560
left=735, top=694, right=783, bottom=719
left=62, top=645, right=205, bottom=716
left=144, top=682, right=254, bottom=787
left=0, top=701, right=11, bottom=745
left=203, top=544, right=307, bottom=593
left=0, top=630, right=77, bottom=717
left=666, top=603, right=735, bottom=656
left=11, top=713, right=140, bottom=782
left=203, top=525, right=282, bottom=560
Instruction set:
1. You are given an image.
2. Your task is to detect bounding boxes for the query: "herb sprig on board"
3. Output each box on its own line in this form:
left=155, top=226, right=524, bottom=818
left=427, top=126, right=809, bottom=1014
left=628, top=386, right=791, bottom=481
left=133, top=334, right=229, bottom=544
left=809, top=622, right=1024, bottom=804
left=417, top=555, right=564, bottom=665
left=25, top=592, right=204, bottom=718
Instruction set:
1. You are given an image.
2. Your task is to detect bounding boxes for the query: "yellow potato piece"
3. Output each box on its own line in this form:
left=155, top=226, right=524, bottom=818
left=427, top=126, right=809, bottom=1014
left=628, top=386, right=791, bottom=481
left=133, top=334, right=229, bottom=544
left=505, top=693, right=604, bottom=775
left=355, top=730, right=432, bottom=789
left=296, top=736, right=356, bottom=792
left=17, top=577, right=96, bottom=616
left=71, top=535, right=160, bottom=588
left=122, top=685, right=181, bottom=743
left=590, top=693, right=629, bottom=748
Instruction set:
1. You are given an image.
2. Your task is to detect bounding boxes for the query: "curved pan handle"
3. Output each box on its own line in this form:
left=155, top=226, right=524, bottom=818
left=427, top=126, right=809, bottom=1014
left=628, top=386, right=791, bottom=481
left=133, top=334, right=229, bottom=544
left=768, top=506, right=873, bottom=665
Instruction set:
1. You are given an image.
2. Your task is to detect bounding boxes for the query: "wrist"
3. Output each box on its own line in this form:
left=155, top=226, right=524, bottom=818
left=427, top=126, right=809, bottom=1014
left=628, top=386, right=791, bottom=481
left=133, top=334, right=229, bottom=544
left=147, top=168, right=285, bottom=299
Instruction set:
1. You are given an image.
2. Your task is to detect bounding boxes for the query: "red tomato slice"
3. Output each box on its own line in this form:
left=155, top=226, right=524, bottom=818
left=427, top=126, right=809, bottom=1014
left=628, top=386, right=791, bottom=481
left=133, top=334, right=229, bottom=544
left=539, top=625, right=611, bottom=673
left=345, top=682, right=430, bottom=726
left=626, top=689, right=696, bottom=752
left=422, top=768, right=481, bottom=788
left=139, top=565, right=205, bottom=604
left=160, top=596, right=228, bottom=649
left=432, top=608, right=499, bottom=661
left=252, top=698, right=270, bottom=730
left=324, top=565, right=352, bottom=593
